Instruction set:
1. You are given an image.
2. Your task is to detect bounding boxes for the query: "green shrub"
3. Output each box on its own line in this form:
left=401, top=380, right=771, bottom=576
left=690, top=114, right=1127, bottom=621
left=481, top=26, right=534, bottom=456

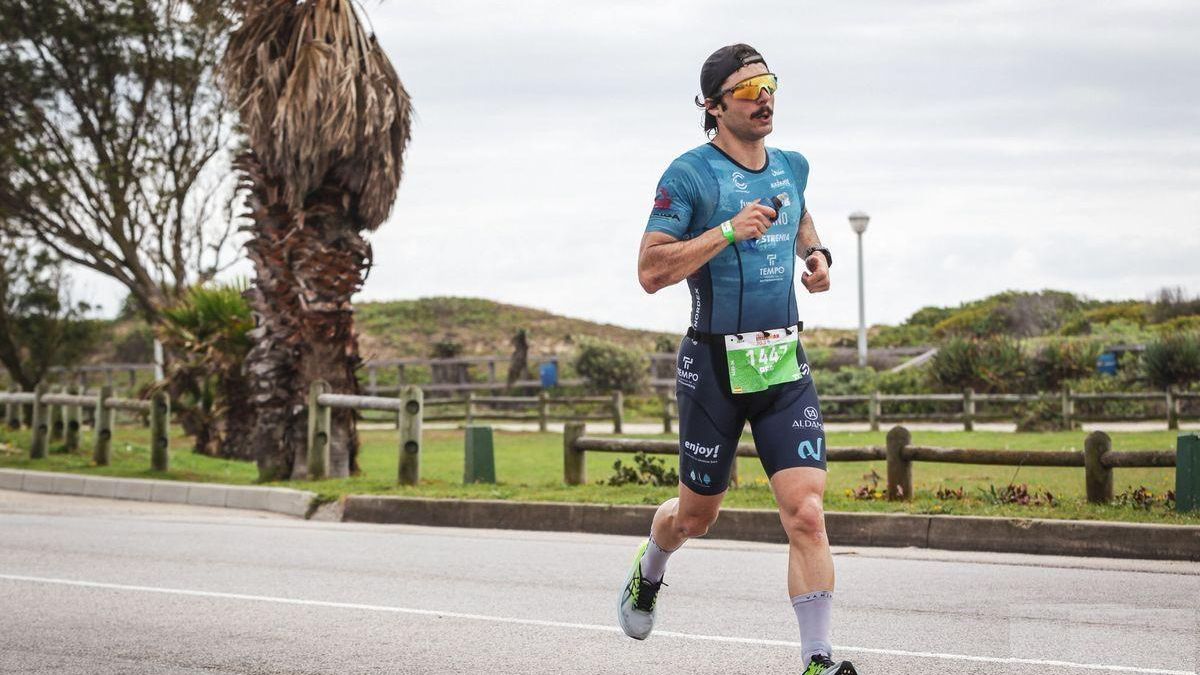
left=1031, top=340, right=1101, bottom=390
left=1067, top=374, right=1154, bottom=419
left=872, top=323, right=933, bottom=348
left=1152, top=315, right=1200, bottom=335
left=932, top=306, right=1009, bottom=339
left=606, top=452, right=678, bottom=486
left=1087, top=303, right=1150, bottom=326
left=1142, top=332, right=1200, bottom=390
left=159, top=282, right=255, bottom=459
left=573, top=337, right=647, bottom=394
left=930, top=336, right=1029, bottom=393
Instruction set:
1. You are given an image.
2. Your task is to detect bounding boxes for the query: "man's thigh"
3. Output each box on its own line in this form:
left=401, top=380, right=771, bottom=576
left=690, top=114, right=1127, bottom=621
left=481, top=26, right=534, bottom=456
left=748, top=375, right=828, bottom=477
left=676, top=338, right=744, bottom=496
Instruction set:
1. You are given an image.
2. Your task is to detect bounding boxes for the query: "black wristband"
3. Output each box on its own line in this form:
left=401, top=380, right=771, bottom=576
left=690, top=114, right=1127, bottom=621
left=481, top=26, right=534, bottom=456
left=804, top=245, right=832, bottom=268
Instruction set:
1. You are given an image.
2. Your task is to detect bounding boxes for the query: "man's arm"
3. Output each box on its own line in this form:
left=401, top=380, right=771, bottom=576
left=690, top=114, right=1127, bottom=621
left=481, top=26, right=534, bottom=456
left=796, top=209, right=830, bottom=293
left=638, top=200, right=777, bottom=294
left=638, top=229, right=726, bottom=294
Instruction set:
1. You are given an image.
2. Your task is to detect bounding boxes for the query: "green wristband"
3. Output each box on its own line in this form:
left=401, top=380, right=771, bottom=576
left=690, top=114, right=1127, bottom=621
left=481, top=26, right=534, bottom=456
left=719, top=220, right=736, bottom=245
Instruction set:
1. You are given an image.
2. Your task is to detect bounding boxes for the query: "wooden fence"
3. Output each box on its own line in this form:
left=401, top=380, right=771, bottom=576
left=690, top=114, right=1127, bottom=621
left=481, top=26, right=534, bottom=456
left=361, top=356, right=583, bottom=394
left=306, top=381, right=423, bottom=483
left=419, top=391, right=624, bottom=433
left=561, top=422, right=1190, bottom=508
left=1, top=384, right=170, bottom=470
left=658, top=388, right=1200, bottom=432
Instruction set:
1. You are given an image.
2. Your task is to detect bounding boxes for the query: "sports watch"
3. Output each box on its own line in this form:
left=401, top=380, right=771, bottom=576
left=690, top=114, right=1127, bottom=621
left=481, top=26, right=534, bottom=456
left=803, top=245, right=832, bottom=268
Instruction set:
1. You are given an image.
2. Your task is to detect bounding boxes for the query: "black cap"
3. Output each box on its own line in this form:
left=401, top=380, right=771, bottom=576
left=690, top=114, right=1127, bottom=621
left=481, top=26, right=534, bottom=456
left=697, top=44, right=767, bottom=134
left=700, top=44, right=767, bottom=99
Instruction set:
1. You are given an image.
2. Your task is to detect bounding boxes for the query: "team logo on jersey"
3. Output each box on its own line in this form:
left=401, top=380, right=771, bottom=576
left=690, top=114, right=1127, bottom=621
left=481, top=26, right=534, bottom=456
left=797, top=437, right=824, bottom=461
left=731, top=171, right=748, bottom=191
left=758, top=253, right=786, bottom=282
left=654, top=186, right=672, bottom=210
left=684, top=440, right=720, bottom=460
left=677, top=356, right=699, bottom=389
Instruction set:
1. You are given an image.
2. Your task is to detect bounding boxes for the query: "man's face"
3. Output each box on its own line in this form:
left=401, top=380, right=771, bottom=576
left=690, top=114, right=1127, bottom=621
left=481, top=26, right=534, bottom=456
left=708, top=63, right=774, bottom=141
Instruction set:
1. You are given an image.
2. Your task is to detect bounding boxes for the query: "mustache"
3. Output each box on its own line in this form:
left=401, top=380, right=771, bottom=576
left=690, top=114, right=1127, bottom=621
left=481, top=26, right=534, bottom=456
left=751, top=105, right=773, bottom=119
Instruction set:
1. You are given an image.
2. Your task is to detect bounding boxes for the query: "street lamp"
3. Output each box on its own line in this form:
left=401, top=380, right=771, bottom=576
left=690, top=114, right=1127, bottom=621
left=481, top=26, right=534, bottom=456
left=848, top=211, right=870, bottom=367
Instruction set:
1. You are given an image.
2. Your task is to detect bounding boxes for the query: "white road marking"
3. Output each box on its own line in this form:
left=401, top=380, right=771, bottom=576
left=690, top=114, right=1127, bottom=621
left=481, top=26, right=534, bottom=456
left=0, top=573, right=1192, bottom=674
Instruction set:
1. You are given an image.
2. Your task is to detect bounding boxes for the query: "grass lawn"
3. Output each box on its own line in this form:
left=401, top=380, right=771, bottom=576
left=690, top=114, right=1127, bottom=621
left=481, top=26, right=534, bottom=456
left=0, top=424, right=1195, bottom=525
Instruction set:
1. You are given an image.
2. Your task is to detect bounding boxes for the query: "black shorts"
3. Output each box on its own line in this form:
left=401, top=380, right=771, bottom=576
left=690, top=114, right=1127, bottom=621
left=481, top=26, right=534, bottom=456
left=675, top=334, right=826, bottom=496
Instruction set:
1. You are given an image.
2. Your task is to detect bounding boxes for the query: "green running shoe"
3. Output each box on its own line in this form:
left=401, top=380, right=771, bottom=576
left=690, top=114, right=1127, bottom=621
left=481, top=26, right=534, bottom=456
left=617, top=540, right=666, bottom=640
left=803, top=654, right=857, bottom=675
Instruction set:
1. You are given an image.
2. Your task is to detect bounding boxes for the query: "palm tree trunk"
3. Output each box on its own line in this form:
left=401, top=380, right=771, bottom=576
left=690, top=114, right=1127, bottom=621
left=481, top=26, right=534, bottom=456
left=239, top=154, right=365, bottom=480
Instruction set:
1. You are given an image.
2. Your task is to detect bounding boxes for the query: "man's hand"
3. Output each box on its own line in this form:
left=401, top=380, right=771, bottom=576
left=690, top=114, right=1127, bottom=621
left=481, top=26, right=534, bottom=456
left=729, top=199, right=776, bottom=242
left=801, top=252, right=830, bottom=293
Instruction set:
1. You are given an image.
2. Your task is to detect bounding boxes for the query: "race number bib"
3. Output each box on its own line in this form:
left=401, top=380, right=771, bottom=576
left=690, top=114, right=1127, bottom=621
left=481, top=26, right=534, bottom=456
left=723, top=327, right=802, bottom=394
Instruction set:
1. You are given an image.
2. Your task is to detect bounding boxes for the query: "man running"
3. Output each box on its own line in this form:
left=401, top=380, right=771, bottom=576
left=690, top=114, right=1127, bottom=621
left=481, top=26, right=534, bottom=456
left=618, top=44, right=856, bottom=675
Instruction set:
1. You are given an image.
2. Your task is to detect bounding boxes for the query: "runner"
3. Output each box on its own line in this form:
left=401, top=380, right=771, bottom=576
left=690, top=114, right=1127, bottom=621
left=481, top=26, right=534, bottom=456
left=618, top=44, right=856, bottom=675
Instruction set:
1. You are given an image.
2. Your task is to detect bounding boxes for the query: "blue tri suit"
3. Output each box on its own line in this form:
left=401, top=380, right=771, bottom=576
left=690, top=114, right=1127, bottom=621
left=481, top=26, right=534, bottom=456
left=646, top=143, right=826, bottom=495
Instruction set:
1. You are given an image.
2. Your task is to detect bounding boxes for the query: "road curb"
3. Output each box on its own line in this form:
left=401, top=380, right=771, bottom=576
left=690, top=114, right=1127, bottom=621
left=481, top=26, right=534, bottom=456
left=0, top=468, right=316, bottom=518
left=342, top=495, right=1200, bottom=562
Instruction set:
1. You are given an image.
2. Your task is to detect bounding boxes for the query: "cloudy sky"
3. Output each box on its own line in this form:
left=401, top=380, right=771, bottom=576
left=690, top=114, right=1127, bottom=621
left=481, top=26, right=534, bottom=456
left=78, top=1, right=1200, bottom=331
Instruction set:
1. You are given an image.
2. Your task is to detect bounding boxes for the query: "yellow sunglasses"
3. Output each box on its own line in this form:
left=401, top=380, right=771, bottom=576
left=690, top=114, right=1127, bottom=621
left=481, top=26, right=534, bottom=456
left=721, top=73, right=779, bottom=100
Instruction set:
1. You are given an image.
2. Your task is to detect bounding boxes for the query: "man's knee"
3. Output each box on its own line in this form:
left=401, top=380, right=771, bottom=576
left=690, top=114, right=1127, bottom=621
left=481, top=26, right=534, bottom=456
left=780, top=493, right=826, bottom=544
left=676, top=508, right=719, bottom=538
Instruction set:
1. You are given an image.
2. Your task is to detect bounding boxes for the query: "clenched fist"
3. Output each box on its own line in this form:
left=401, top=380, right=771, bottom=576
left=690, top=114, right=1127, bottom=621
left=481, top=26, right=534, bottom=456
left=728, top=199, right=777, bottom=242
left=801, top=252, right=830, bottom=293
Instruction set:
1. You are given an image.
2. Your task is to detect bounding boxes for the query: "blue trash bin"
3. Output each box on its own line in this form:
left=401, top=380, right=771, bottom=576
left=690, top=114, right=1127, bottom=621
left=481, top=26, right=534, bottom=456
left=539, top=362, right=559, bottom=388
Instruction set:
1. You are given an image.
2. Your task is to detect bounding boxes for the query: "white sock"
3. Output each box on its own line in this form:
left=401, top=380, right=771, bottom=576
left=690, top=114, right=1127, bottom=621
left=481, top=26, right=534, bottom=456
left=638, top=535, right=675, bottom=582
left=792, top=590, right=833, bottom=663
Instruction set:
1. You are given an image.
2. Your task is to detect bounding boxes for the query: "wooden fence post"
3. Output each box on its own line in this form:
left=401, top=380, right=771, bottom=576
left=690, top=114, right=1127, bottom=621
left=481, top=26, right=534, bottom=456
left=1177, top=432, right=1200, bottom=513
left=963, top=388, right=975, bottom=432
left=30, top=383, right=48, bottom=459
left=661, top=392, right=673, bottom=435
left=49, top=386, right=65, bottom=442
left=564, top=422, right=586, bottom=485
left=869, top=390, right=881, bottom=432
left=65, top=385, right=81, bottom=452
left=1061, top=386, right=1073, bottom=429
left=398, top=385, right=422, bottom=486
left=5, top=384, right=19, bottom=430
left=82, top=381, right=95, bottom=428
left=1166, top=389, right=1179, bottom=431
left=1083, top=431, right=1114, bottom=504
left=886, top=425, right=912, bottom=501
left=150, top=391, right=170, bottom=472
left=306, top=380, right=331, bottom=480
left=93, top=385, right=113, bottom=466
left=465, top=392, right=476, bottom=426
left=538, top=390, right=549, bottom=432
left=612, top=390, right=624, bottom=434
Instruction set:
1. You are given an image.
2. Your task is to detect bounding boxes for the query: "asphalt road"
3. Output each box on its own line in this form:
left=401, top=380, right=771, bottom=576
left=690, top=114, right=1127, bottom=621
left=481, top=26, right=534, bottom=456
left=0, top=490, right=1197, bottom=674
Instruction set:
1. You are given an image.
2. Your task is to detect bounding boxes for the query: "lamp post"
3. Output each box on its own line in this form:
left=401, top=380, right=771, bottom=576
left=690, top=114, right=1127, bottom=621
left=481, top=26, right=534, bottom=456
left=849, top=211, right=870, bottom=367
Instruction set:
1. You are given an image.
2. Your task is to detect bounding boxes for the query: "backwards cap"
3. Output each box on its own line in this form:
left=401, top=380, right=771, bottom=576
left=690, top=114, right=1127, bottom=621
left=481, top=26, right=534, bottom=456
left=697, top=44, right=768, bottom=133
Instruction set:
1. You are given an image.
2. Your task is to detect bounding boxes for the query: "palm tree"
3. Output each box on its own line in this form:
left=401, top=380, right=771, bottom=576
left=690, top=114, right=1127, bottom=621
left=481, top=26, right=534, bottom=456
left=222, top=0, right=412, bottom=480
